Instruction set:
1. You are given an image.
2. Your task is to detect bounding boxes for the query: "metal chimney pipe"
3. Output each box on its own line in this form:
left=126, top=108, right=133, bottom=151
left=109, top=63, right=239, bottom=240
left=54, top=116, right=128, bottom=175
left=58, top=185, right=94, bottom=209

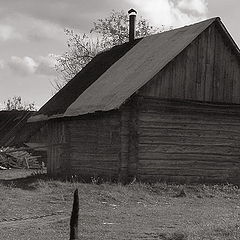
left=128, top=9, right=137, bottom=42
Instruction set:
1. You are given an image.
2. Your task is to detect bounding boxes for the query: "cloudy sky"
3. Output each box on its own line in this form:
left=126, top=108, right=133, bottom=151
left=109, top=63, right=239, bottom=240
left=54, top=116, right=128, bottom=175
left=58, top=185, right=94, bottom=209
left=1, top=0, right=239, bottom=109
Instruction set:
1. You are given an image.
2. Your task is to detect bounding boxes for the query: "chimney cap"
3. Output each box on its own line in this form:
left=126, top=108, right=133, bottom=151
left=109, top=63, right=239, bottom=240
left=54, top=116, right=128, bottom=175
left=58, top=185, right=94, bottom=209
left=128, top=8, right=137, bottom=15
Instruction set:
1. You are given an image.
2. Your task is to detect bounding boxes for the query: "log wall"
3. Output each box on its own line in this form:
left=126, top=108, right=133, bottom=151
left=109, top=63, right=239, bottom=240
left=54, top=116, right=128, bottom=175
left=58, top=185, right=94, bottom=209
left=47, top=120, right=68, bottom=175
left=67, top=112, right=121, bottom=178
left=139, top=23, right=240, bottom=104
left=28, top=123, right=48, bottom=145
left=118, top=102, right=139, bottom=182
left=137, top=97, right=240, bottom=183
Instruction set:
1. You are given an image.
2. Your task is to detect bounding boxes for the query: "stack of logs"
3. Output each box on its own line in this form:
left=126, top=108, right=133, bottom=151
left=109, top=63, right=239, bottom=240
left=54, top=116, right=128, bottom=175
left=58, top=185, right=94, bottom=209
left=0, top=147, right=42, bottom=169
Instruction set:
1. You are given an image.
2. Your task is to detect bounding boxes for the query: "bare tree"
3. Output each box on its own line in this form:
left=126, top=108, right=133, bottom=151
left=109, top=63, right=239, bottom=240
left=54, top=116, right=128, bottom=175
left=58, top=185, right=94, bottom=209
left=55, top=32, right=103, bottom=85
left=54, top=10, right=161, bottom=89
left=3, top=96, right=36, bottom=111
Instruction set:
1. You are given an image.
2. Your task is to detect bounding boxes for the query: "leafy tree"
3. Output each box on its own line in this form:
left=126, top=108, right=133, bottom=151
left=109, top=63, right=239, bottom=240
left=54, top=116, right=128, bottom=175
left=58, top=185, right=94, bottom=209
left=54, top=10, right=161, bottom=89
left=3, top=96, right=36, bottom=111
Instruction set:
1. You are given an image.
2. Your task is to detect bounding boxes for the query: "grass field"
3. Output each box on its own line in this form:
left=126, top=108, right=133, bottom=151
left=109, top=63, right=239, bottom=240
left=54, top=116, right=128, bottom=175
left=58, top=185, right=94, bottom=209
left=0, top=169, right=240, bottom=240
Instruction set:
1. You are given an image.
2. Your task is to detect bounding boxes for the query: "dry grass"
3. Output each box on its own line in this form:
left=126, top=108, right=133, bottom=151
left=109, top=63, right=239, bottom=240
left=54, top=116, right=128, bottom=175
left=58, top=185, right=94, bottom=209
left=0, top=169, right=239, bottom=239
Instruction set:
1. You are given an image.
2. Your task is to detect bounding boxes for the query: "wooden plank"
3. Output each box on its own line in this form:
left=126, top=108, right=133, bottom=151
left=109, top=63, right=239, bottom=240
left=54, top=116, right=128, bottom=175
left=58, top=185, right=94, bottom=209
left=128, top=101, right=139, bottom=177
left=138, top=129, right=240, bottom=141
left=139, top=148, right=240, bottom=157
left=197, top=30, right=207, bottom=101
left=138, top=153, right=240, bottom=162
left=118, top=107, right=131, bottom=181
left=68, top=113, right=121, bottom=176
left=138, top=155, right=240, bottom=163
left=138, top=113, right=240, bottom=124
left=70, top=145, right=120, bottom=153
left=139, top=140, right=239, bottom=148
left=138, top=103, right=240, bottom=116
left=138, top=121, right=240, bottom=133
left=138, top=158, right=240, bottom=166
left=135, top=96, right=240, bottom=182
left=71, top=161, right=119, bottom=168
left=71, top=153, right=119, bottom=161
left=232, top=52, right=240, bottom=102
left=137, top=23, right=240, bottom=104
left=138, top=137, right=239, bottom=145
left=137, top=168, right=237, bottom=177
left=72, top=166, right=118, bottom=174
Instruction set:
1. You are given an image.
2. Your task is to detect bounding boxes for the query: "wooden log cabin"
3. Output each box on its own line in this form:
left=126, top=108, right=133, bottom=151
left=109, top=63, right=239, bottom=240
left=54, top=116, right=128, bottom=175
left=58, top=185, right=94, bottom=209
left=29, top=16, right=240, bottom=183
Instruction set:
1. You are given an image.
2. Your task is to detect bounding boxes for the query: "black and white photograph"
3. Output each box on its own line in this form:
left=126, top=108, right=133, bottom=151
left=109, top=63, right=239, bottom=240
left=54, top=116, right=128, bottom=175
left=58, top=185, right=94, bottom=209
left=0, top=0, right=240, bottom=239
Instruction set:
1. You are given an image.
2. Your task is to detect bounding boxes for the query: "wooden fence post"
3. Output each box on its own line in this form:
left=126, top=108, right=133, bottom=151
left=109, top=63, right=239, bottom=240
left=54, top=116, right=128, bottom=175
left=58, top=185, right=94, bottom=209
left=70, top=189, right=79, bottom=240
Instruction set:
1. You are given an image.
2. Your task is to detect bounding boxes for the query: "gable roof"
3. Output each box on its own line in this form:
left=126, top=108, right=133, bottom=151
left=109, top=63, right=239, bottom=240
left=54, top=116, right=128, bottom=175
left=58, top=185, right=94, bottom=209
left=30, top=39, right=141, bottom=122
left=30, top=17, right=240, bottom=121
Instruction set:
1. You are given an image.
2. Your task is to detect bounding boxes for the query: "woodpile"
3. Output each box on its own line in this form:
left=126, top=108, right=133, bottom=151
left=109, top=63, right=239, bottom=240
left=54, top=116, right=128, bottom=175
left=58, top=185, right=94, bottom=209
left=0, top=147, right=43, bottom=169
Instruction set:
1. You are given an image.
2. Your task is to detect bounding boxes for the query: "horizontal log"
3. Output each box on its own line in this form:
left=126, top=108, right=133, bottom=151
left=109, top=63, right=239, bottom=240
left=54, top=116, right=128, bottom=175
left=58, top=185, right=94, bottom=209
left=138, top=153, right=240, bottom=162
left=138, top=136, right=239, bottom=145
left=70, top=134, right=120, bottom=142
left=71, top=157, right=119, bottom=164
left=69, top=115, right=120, bottom=123
left=138, top=124, right=240, bottom=136
left=137, top=174, right=234, bottom=183
left=137, top=168, right=237, bottom=177
left=72, top=166, right=118, bottom=174
left=138, top=151, right=240, bottom=160
left=69, top=127, right=119, bottom=134
left=70, top=153, right=119, bottom=161
left=138, top=113, right=240, bottom=125
left=71, top=162, right=119, bottom=169
left=138, top=159, right=240, bottom=169
left=138, top=110, right=237, bottom=121
left=138, top=121, right=240, bottom=133
left=138, top=128, right=240, bottom=140
left=138, top=98, right=240, bottom=115
left=70, top=145, right=120, bottom=153
left=138, top=144, right=240, bottom=155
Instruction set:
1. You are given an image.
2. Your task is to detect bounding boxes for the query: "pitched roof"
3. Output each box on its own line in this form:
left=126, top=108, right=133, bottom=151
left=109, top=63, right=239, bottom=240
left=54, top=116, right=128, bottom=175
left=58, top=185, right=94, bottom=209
left=64, top=18, right=218, bottom=117
left=30, top=39, right=141, bottom=122
left=30, top=17, right=240, bottom=121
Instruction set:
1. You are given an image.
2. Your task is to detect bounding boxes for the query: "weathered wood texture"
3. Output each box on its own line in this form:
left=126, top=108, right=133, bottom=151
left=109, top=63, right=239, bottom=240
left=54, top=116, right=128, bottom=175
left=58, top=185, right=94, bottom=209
left=118, top=107, right=131, bottom=181
left=118, top=101, right=139, bottom=181
left=28, top=123, right=48, bottom=145
left=137, top=97, right=240, bottom=182
left=47, top=120, right=68, bottom=175
left=67, top=112, right=121, bottom=178
left=139, top=23, right=240, bottom=104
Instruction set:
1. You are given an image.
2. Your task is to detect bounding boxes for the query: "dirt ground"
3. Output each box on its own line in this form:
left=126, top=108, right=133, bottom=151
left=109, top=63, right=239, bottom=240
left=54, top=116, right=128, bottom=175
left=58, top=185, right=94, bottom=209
left=0, top=169, right=240, bottom=240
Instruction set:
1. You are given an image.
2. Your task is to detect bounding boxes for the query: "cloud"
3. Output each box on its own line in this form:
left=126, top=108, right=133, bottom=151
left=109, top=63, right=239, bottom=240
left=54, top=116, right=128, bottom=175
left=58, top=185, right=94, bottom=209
left=0, top=59, right=4, bottom=69
left=129, top=0, right=208, bottom=27
left=177, top=0, right=208, bottom=15
left=35, top=54, right=58, bottom=76
left=5, top=54, right=58, bottom=76
left=0, top=14, right=64, bottom=43
left=0, top=0, right=121, bottom=30
left=22, top=16, right=64, bottom=42
left=0, top=24, right=22, bottom=41
left=7, top=56, right=37, bottom=76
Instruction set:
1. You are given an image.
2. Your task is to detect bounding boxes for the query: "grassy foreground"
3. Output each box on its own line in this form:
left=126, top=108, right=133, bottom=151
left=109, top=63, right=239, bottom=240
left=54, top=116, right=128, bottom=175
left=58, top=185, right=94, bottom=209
left=0, top=169, right=240, bottom=240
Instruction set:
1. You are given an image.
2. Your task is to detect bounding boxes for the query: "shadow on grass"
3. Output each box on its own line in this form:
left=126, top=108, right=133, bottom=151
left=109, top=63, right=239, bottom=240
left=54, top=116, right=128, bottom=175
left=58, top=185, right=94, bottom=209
left=0, top=172, right=50, bottom=190
left=0, top=170, right=98, bottom=191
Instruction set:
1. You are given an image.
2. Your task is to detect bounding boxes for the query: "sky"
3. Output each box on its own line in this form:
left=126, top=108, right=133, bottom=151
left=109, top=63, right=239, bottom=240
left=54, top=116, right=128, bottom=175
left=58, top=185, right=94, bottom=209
left=0, top=0, right=239, bottom=109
